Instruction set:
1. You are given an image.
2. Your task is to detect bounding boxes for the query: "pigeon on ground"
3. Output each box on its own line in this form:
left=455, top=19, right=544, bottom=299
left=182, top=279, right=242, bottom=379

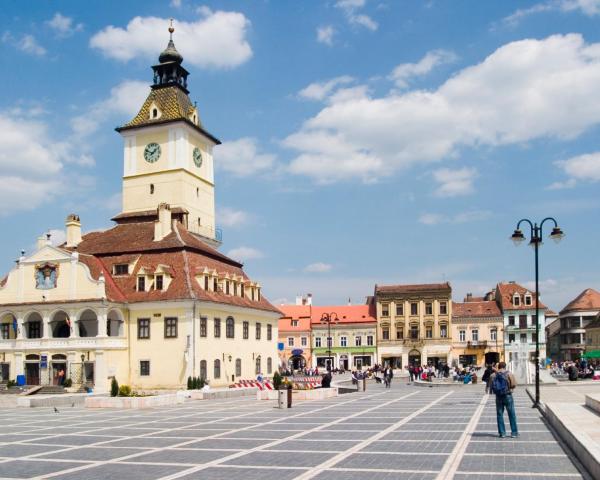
left=54, top=407, right=59, bottom=413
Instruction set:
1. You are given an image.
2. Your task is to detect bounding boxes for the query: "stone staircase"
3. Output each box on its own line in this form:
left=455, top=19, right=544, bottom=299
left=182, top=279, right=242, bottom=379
left=544, top=390, right=600, bottom=479
left=36, top=385, right=66, bottom=395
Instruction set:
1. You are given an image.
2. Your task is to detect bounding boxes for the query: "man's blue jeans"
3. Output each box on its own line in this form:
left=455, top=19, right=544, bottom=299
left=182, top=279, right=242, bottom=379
left=496, top=393, right=518, bottom=436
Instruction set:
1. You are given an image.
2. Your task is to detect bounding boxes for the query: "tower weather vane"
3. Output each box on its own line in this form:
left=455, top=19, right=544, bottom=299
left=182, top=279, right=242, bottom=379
left=169, top=18, right=174, bottom=38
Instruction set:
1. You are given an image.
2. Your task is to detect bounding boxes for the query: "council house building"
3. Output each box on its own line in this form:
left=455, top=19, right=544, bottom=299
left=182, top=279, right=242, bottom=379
left=0, top=28, right=280, bottom=392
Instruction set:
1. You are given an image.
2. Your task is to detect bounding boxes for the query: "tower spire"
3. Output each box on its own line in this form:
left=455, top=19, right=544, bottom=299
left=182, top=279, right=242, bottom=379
left=152, top=20, right=188, bottom=91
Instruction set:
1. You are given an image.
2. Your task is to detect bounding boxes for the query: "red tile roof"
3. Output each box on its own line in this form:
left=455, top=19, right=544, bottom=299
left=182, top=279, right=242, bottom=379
left=453, top=301, right=502, bottom=318
left=376, top=282, right=452, bottom=294
left=495, top=282, right=547, bottom=311
left=60, top=220, right=279, bottom=313
left=278, top=305, right=312, bottom=332
left=309, top=304, right=376, bottom=325
left=560, top=288, right=600, bottom=314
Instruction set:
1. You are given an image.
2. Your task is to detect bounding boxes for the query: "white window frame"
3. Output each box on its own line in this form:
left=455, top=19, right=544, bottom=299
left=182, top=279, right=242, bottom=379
left=459, top=330, right=466, bottom=342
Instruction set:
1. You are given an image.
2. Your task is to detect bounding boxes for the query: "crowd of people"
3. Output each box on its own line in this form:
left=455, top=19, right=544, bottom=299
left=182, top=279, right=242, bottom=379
left=549, top=359, right=600, bottom=381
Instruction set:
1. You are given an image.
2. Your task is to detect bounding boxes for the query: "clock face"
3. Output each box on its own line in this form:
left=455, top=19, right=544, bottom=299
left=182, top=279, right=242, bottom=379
left=193, top=147, right=203, bottom=168
left=144, top=143, right=161, bottom=163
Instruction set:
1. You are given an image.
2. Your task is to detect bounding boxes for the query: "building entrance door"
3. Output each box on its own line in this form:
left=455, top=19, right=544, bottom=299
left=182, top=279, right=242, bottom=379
left=25, top=363, right=40, bottom=386
left=52, top=362, right=67, bottom=385
left=485, top=352, right=499, bottom=365
left=408, top=350, right=421, bottom=367
left=355, top=358, right=362, bottom=370
left=0, top=362, right=9, bottom=382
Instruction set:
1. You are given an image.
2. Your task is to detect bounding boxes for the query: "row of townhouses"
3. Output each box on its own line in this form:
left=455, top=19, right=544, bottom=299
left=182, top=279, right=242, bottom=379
left=278, top=281, right=592, bottom=371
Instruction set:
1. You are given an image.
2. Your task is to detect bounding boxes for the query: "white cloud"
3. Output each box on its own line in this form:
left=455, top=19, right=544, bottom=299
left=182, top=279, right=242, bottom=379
left=304, top=262, right=333, bottom=273
left=2, top=32, right=46, bottom=56
left=0, top=114, right=66, bottom=215
left=317, top=25, right=335, bottom=46
left=218, top=207, right=251, bottom=228
left=335, top=0, right=378, bottom=31
left=502, top=0, right=600, bottom=27
left=546, top=178, right=577, bottom=190
left=71, top=80, right=149, bottom=137
left=46, top=13, right=84, bottom=37
left=432, top=167, right=477, bottom=197
left=390, top=50, right=457, bottom=89
left=284, top=34, right=600, bottom=183
left=170, top=0, right=183, bottom=7
left=90, top=12, right=252, bottom=69
left=298, top=76, right=354, bottom=101
left=226, top=246, right=264, bottom=262
left=216, top=137, right=276, bottom=177
left=419, top=210, right=491, bottom=225
left=556, top=152, right=600, bottom=185
left=48, top=229, right=66, bottom=247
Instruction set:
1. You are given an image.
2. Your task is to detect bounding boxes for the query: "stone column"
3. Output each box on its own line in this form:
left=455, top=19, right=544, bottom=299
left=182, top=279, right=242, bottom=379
left=14, top=352, right=24, bottom=378
left=42, top=313, right=50, bottom=339
left=97, top=310, right=107, bottom=338
left=69, top=311, right=79, bottom=338
left=16, top=315, right=24, bottom=340
left=94, top=350, right=107, bottom=394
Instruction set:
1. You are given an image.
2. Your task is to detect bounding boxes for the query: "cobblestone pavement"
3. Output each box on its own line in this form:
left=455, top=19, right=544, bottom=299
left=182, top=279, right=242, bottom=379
left=0, top=383, right=590, bottom=480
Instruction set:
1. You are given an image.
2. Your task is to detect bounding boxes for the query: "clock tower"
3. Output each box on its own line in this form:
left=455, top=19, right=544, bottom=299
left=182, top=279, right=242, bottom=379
left=115, top=24, right=222, bottom=247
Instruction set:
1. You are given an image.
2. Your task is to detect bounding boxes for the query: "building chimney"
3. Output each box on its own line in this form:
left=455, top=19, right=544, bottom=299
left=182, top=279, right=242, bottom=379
left=65, top=214, right=82, bottom=247
left=36, top=235, right=46, bottom=250
left=306, top=293, right=313, bottom=305
left=465, top=293, right=472, bottom=302
left=154, top=203, right=172, bottom=241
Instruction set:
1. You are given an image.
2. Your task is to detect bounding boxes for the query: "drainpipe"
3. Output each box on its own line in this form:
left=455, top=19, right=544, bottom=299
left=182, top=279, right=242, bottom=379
left=192, top=302, right=196, bottom=377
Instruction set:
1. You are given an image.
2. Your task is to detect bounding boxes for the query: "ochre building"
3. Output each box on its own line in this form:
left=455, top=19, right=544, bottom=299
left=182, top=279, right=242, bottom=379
left=0, top=31, right=280, bottom=392
left=375, top=283, right=452, bottom=369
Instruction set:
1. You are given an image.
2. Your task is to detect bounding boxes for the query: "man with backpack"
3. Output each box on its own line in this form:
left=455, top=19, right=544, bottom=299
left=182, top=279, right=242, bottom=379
left=489, top=361, right=519, bottom=438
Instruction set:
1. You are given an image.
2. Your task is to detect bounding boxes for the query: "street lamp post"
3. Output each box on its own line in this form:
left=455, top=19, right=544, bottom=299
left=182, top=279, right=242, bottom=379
left=320, top=312, right=339, bottom=371
left=510, top=218, right=564, bottom=408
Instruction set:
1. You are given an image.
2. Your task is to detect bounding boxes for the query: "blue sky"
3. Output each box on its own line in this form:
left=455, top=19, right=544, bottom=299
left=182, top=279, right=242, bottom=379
left=1, top=0, right=599, bottom=311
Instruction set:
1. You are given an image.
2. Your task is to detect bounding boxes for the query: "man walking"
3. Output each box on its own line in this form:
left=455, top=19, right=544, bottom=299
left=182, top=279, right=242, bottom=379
left=490, top=361, right=518, bottom=438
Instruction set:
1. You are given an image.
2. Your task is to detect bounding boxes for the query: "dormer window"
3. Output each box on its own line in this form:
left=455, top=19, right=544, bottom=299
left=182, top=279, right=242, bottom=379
left=513, top=294, right=521, bottom=306
left=155, top=275, right=164, bottom=291
left=524, top=294, right=532, bottom=306
left=213, top=278, right=218, bottom=291
left=148, top=103, right=162, bottom=120
left=114, top=264, right=129, bottom=276
left=137, top=276, right=146, bottom=292
left=291, top=320, right=299, bottom=327
left=257, top=288, right=261, bottom=301
left=241, top=284, right=245, bottom=298
left=204, top=276, right=209, bottom=290
left=225, top=280, right=230, bottom=295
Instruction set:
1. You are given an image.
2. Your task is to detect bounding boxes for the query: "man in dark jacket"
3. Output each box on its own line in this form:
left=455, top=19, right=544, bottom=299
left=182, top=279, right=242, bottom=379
left=482, top=364, right=494, bottom=394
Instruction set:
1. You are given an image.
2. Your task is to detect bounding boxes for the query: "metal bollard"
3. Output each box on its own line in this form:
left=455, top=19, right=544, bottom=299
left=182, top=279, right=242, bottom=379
left=277, top=389, right=286, bottom=409
left=287, top=386, right=292, bottom=408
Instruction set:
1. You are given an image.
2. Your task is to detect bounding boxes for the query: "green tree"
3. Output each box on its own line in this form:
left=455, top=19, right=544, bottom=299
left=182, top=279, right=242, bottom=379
left=273, top=371, right=282, bottom=390
left=187, top=376, right=193, bottom=390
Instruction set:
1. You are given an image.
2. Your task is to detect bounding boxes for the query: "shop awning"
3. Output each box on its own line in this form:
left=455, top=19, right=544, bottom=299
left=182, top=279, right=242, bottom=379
left=581, top=350, right=600, bottom=359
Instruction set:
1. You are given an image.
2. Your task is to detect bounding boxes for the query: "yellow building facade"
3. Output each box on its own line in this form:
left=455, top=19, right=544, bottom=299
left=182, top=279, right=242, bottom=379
left=375, top=283, right=452, bottom=369
left=0, top=30, right=280, bottom=392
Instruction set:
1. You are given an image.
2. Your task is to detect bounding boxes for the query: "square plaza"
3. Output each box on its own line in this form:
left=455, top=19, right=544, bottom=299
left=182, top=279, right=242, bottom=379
left=0, top=383, right=590, bottom=480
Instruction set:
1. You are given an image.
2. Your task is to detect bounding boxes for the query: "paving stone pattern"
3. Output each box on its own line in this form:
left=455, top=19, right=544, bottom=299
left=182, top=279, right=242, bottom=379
left=0, top=384, right=590, bottom=480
